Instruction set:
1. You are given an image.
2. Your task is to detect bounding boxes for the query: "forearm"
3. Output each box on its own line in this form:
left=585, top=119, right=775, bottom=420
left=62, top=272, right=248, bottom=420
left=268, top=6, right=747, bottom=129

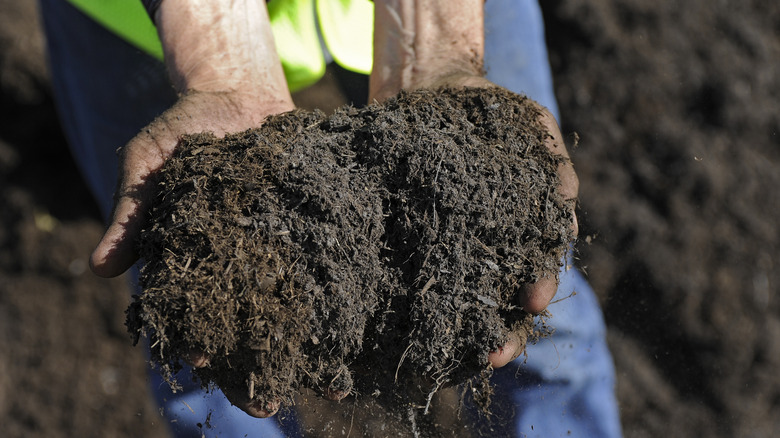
left=370, top=0, right=485, bottom=99
left=154, top=0, right=292, bottom=106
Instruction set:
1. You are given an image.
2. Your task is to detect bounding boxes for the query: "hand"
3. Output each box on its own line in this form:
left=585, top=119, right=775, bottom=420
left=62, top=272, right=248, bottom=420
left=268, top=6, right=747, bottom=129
left=421, top=77, right=578, bottom=368
left=89, top=0, right=302, bottom=418
left=90, top=0, right=297, bottom=277
left=385, top=75, right=579, bottom=368
left=487, top=102, right=579, bottom=368
left=89, top=90, right=294, bottom=277
left=89, top=90, right=296, bottom=417
left=370, top=0, right=578, bottom=368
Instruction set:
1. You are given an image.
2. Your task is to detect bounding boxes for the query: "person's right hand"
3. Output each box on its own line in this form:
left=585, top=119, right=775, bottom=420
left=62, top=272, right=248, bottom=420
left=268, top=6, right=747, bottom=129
left=90, top=90, right=296, bottom=418
left=89, top=90, right=294, bottom=278
left=90, top=0, right=296, bottom=278
left=89, top=0, right=300, bottom=418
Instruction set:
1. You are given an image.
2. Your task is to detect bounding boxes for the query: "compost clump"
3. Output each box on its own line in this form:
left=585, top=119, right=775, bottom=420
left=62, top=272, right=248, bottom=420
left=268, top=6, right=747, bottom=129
left=129, top=87, right=574, bottom=415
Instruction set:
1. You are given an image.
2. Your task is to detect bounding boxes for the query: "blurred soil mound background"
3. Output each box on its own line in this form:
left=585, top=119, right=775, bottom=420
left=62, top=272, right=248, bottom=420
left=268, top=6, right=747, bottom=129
left=541, top=1, right=780, bottom=436
left=0, top=1, right=169, bottom=436
left=0, top=0, right=777, bottom=436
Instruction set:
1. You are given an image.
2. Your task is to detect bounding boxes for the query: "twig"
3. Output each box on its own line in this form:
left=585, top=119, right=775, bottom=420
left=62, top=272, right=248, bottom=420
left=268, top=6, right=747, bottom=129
left=395, top=343, right=414, bottom=383
left=419, top=276, right=437, bottom=296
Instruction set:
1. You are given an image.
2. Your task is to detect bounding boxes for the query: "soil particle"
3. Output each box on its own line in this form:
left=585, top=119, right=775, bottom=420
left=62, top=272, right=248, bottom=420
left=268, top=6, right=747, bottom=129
left=130, top=87, right=573, bottom=416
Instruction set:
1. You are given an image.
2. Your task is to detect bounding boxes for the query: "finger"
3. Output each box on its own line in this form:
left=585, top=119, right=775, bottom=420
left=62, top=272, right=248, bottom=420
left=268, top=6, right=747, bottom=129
left=242, top=399, right=280, bottom=418
left=324, top=387, right=350, bottom=401
left=184, top=350, right=210, bottom=368
left=538, top=108, right=579, bottom=201
left=323, top=366, right=353, bottom=401
left=488, top=331, right=525, bottom=368
left=90, top=125, right=172, bottom=277
left=519, top=275, right=559, bottom=315
left=222, top=383, right=281, bottom=418
left=538, top=106, right=579, bottom=234
left=90, top=195, right=144, bottom=277
left=538, top=107, right=571, bottom=160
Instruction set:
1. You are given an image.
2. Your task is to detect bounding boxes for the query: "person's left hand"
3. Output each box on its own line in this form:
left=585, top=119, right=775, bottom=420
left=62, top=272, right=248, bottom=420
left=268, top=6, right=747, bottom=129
left=372, top=72, right=579, bottom=369
left=484, top=94, right=579, bottom=368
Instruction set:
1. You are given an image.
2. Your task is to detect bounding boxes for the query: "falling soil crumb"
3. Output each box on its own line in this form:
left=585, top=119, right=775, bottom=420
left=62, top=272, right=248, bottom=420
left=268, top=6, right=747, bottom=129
left=129, top=87, right=574, bottom=423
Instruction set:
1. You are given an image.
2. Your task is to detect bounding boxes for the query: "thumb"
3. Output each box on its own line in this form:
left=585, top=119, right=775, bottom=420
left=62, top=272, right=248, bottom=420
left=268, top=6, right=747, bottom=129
left=90, top=194, right=145, bottom=277
left=90, top=123, right=172, bottom=278
left=488, top=331, right=526, bottom=368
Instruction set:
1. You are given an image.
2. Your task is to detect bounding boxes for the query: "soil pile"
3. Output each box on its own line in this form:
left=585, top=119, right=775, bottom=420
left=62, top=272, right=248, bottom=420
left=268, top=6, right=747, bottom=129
left=543, top=0, right=780, bottom=435
left=130, top=88, right=573, bottom=413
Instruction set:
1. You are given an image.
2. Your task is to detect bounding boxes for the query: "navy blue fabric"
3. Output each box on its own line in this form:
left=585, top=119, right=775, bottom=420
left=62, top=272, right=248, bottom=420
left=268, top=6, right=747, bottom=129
left=41, top=0, right=176, bottom=221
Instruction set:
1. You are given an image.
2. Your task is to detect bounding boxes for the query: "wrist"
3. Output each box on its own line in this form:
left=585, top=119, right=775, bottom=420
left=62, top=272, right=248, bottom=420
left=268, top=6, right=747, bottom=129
left=370, top=0, right=485, bottom=99
left=179, top=89, right=295, bottom=127
left=156, top=0, right=291, bottom=102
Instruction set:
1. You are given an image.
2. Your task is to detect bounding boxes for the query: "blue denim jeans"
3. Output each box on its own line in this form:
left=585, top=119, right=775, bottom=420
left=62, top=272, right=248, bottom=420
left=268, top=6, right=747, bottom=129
left=41, top=0, right=621, bottom=436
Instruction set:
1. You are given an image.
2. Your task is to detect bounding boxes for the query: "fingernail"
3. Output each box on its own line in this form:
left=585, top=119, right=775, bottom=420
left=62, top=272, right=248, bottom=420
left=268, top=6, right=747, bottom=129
left=325, top=388, right=350, bottom=401
left=249, top=400, right=279, bottom=418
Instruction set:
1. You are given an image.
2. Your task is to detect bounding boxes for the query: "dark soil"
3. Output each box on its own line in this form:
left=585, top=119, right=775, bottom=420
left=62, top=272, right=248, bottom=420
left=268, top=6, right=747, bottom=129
left=2, top=0, right=779, bottom=437
left=132, top=88, right=570, bottom=417
left=541, top=1, right=780, bottom=436
left=0, top=3, right=168, bottom=436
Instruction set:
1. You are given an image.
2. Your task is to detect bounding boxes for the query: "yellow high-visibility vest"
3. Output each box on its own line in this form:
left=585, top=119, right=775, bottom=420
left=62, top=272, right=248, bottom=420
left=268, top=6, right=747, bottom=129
left=65, top=0, right=373, bottom=91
